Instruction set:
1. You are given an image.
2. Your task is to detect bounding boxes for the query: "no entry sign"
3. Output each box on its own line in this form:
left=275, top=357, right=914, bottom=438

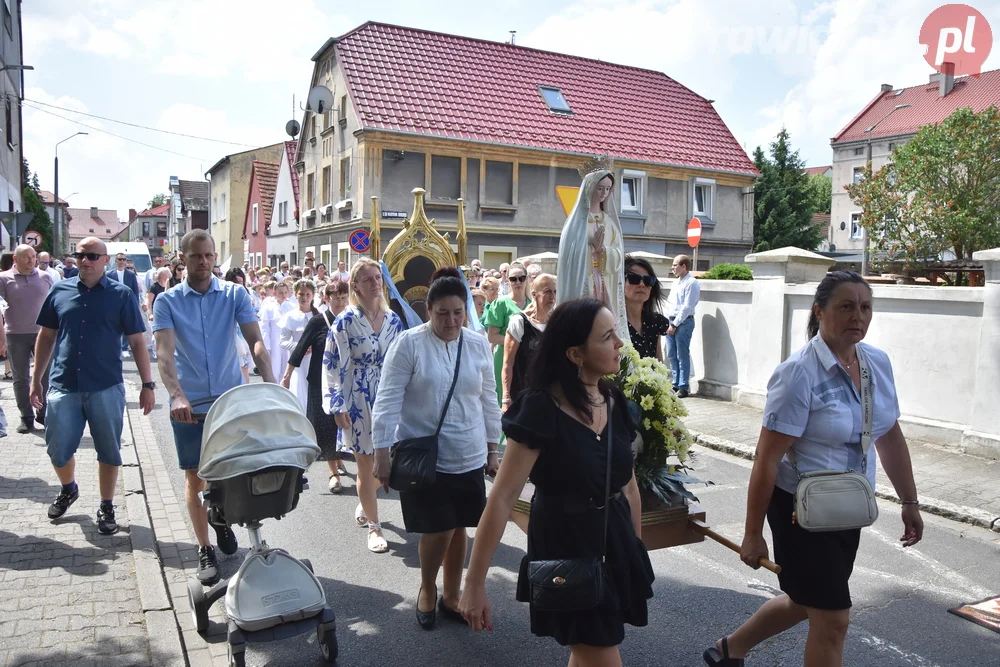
left=349, top=229, right=371, bottom=253
left=687, top=217, right=702, bottom=248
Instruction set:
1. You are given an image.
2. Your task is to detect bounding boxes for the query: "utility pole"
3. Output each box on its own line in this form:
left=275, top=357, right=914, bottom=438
left=54, top=132, right=87, bottom=254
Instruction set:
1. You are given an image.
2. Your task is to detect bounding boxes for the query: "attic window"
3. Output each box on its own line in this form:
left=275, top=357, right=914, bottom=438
left=538, top=86, right=572, bottom=113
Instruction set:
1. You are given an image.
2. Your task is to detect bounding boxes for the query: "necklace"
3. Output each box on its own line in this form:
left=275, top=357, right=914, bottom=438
left=591, top=402, right=606, bottom=440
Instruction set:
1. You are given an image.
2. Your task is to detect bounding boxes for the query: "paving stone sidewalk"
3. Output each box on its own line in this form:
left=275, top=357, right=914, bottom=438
left=0, top=387, right=155, bottom=666
left=681, top=396, right=1000, bottom=532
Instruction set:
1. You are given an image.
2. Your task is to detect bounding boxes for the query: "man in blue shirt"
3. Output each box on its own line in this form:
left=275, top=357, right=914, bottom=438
left=31, top=237, right=156, bottom=535
left=154, top=229, right=274, bottom=585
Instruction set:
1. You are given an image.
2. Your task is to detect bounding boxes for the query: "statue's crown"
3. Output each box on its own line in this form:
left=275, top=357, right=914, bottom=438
left=577, top=154, right=615, bottom=178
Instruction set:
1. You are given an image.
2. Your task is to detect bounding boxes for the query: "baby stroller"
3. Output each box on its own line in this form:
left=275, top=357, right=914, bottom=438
left=185, top=384, right=338, bottom=666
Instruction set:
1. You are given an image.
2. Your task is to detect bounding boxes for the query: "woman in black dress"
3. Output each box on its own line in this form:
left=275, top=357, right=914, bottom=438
left=500, top=273, right=556, bottom=410
left=624, top=255, right=669, bottom=361
left=282, top=281, right=350, bottom=492
left=461, top=298, right=654, bottom=667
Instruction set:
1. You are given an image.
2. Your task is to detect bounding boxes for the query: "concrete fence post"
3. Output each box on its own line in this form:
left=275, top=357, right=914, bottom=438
left=964, top=248, right=1000, bottom=458
left=734, top=247, right=834, bottom=409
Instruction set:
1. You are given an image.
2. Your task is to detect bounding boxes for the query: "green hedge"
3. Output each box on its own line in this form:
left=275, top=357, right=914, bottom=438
left=701, top=263, right=753, bottom=280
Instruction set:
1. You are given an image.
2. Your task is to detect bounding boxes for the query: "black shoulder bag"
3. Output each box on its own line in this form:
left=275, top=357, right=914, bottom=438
left=527, top=397, right=612, bottom=611
left=388, top=332, right=463, bottom=491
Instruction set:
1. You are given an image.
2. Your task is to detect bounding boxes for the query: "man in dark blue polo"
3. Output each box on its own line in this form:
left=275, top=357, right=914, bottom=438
left=31, top=237, right=156, bottom=535
left=154, top=229, right=275, bottom=584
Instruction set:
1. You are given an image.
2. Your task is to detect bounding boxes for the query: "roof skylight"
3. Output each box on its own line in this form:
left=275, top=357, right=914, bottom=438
left=539, top=86, right=572, bottom=113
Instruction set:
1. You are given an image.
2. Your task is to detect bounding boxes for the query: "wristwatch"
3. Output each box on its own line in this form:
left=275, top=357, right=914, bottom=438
left=141, top=381, right=156, bottom=391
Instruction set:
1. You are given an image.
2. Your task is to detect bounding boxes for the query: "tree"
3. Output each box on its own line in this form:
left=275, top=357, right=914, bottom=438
left=22, top=184, right=53, bottom=253
left=847, top=106, right=1000, bottom=270
left=148, top=193, right=169, bottom=208
left=751, top=128, right=824, bottom=252
left=805, top=173, right=832, bottom=214
left=22, top=157, right=40, bottom=196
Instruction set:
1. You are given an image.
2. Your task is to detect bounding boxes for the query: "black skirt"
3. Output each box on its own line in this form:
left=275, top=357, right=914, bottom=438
left=306, top=379, right=340, bottom=460
left=767, top=486, right=861, bottom=610
left=399, top=468, right=486, bottom=534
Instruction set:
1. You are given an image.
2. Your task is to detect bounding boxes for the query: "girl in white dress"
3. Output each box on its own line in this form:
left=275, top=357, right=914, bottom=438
left=323, top=258, right=404, bottom=553
left=279, top=280, right=319, bottom=411
left=262, top=282, right=295, bottom=382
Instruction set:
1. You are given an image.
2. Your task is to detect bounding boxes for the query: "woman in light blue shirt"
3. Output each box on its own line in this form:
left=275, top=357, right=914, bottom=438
left=704, top=271, right=924, bottom=667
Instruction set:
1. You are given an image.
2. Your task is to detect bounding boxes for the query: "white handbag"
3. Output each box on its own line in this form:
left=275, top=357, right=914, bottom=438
left=792, top=349, right=879, bottom=532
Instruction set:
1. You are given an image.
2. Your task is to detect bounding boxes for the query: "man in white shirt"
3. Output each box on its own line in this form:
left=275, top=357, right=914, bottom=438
left=37, top=252, right=62, bottom=283
left=498, top=263, right=511, bottom=296
left=144, top=256, right=166, bottom=291
left=664, top=254, right=700, bottom=397
left=333, top=260, right=350, bottom=282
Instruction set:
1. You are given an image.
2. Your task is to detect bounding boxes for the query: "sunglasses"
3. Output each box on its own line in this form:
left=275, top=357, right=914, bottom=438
left=39, top=261, right=50, bottom=266
left=509, top=275, right=527, bottom=283
left=73, top=252, right=106, bottom=262
left=625, top=272, right=657, bottom=287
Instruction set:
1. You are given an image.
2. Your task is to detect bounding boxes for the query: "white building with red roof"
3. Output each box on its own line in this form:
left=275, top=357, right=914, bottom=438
left=115, top=203, right=170, bottom=257
left=295, top=22, right=758, bottom=269
left=264, top=141, right=300, bottom=267
left=830, top=67, right=1000, bottom=255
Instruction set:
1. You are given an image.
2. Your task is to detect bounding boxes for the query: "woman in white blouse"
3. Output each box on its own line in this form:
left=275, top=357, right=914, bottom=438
left=372, top=268, right=502, bottom=630
left=278, top=279, right=318, bottom=411
left=704, top=271, right=923, bottom=667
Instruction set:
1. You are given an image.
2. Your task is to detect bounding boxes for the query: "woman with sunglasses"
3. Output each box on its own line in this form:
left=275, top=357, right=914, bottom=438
left=623, top=256, right=669, bottom=361
left=482, top=261, right=531, bottom=407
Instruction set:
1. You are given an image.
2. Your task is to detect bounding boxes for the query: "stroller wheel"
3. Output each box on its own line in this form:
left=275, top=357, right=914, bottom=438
left=187, top=579, right=210, bottom=634
left=301, top=558, right=314, bottom=573
left=318, top=626, right=338, bottom=663
left=228, top=643, right=246, bottom=667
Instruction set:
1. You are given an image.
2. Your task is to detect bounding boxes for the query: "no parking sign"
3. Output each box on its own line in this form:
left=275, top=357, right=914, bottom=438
left=349, top=229, right=370, bottom=253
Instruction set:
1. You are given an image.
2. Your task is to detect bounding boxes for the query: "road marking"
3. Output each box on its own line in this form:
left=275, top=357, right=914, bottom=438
left=867, top=528, right=993, bottom=599
left=853, top=566, right=982, bottom=601
left=858, top=635, right=944, bottom=667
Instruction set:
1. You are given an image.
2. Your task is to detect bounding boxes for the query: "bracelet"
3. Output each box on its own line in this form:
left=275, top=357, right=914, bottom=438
left=488, top=449, right=500, bottom=455
left=901, top=500, right=920, bottom=506
left=502, top=398, right=511, bottom=404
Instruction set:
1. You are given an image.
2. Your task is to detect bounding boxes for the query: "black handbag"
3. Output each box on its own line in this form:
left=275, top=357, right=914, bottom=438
left=527, top=397, right=613, bottom=612
left=388, top=333, right=463, bottom=491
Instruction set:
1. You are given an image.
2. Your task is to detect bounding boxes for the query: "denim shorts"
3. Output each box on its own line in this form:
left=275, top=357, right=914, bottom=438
left=171, top=419, right=206, bottom=471
left=45, top=384, right=126, bottom=468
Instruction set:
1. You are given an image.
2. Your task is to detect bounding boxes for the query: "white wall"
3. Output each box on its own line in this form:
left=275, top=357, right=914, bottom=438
left=663, top=248, right=998, bottom=455
left=268, top=148, right=297, bottom=264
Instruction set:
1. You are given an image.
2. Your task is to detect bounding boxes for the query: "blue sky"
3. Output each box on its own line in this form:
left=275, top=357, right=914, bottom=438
left=20, top=0, right=1000, bottom=219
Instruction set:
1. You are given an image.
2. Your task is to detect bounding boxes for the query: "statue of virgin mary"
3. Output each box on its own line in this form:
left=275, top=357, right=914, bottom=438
left=557, top=164, right=630, bottom=344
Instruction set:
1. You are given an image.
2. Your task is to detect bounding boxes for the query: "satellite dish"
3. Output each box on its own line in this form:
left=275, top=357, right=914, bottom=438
left=285, top=119, right=300, bottom=138
left=307, top=86, right=334, bottom=115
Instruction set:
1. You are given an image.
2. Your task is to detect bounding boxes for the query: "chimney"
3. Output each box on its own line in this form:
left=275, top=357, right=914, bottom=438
left=90, top=207, right=99, bottom=218
left=880, top=84, right=893, bottom=93
left=939, top=62, right=955, bottom=97
left=129, top=208, right=138, bottom=222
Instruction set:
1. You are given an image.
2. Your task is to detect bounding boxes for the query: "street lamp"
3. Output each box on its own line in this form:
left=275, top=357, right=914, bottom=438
left=861, top=103, right=910, bottom=275
left=54, top=132, right=87, bottom=254
left=0, top=65, right=33, bottom=73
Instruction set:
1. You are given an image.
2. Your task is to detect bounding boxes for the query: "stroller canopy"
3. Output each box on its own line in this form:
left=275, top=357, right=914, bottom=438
left=198, top=384, right=320, bottom=481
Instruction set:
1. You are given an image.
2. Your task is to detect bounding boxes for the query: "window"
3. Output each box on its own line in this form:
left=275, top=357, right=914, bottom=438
left=485, top=160, right=513, bottom=205
left=89, top=228, right=94, bottom=233
left=290, top=252, right=297, bottom=266
left=212, top=198, right=217, bottom=223
left=221, top=242, right=226, bottom=260
left=307, top=173, right=316, bottom=209
left=220, top=193, right=226, bottom=221
left=156, top=221, right=167, bottom=238
left=620, top=170, right=645, bottom=214
left=311, top=115, right=317, bottom=140
left=277, top=201, right=288, bottom=226
left=888, top=142, right=897, bottom=152
left=853, top=147, right=865, bottom=156
left=697, top=259, right=710, bottom=272
left=431, top=155, right=461, bottom=200
left=538, top=86, right=572, bottom=113
left=850, top=213, right=863, bottom=239
left=142, top=221, right=150, bottom=237
left=852, top=167, right=864, bottom=185
left=322, top=166, right=332, bottom=205
left=4, top=98, right=11, bottom=149
left=339, top=95, right=347, bottom=122
left=339, top=157, right=351, bottom=199
left=252, top=203, right=258, bottom=234
left=693, top=179, right=715, bottom=219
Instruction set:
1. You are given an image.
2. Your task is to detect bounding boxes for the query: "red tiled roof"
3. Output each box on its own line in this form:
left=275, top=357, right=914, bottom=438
left=804, top=165, right=831, bottom=176
left=38, top=190, right=68, bottom=205
left=136, top=203, right=170, bottom=217
left=250, top=161, right=280, bottom=232
left=284, top=141, right=299, bottom=206
left=66, top=207, right=126, bottom=240
left=833, top=69, right=1000, bottom=143
left=333, top=22, right=757, bottom=176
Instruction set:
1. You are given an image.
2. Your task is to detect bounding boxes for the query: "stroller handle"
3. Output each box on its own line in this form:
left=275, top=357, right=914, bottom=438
left=188, top=396, right=223, bottom=424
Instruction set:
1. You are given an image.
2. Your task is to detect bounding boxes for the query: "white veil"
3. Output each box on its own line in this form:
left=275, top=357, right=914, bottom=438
left=556, top=169, right=630, bottom=345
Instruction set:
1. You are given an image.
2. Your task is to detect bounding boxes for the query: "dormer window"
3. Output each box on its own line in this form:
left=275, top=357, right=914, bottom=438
left=538, top=86, right=572, bottom=114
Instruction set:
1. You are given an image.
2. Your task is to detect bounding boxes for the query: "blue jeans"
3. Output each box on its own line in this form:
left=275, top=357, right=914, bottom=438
left=666, top=317, right=695, bottom=390
left=45, top=384, right=126, bottom=468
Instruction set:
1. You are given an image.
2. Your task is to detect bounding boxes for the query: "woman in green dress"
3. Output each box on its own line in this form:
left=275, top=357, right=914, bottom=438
left=482, top=261, right=530, bottom=407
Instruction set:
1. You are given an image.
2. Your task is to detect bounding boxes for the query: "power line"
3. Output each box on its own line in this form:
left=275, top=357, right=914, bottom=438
left=23, top=98, right=256, bottom=148
left=23, top=103, right=209, bottom=162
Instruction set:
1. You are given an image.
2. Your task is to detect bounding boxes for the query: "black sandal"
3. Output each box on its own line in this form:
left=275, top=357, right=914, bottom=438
left=703, top=637, right=744, bottom=666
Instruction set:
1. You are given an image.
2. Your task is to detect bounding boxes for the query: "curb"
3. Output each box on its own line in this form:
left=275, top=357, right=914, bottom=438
left=688, top=429, right=1000, bottom=533
left=122, top=388, right=188, bottom=667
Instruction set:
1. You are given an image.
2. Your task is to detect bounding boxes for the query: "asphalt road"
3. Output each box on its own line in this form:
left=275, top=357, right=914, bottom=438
left=126, top=365, right=1000, bottom=667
